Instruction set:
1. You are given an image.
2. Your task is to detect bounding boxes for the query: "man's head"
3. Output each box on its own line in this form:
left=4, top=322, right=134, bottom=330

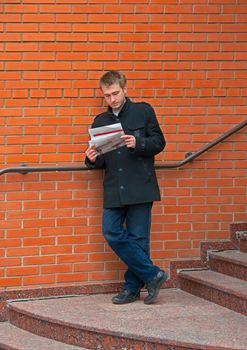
left=99, top=70, right=127, bottom=111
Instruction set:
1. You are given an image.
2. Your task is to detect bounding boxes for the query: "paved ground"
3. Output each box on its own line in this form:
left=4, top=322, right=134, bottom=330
left=9, top=289, right=247, bottom=349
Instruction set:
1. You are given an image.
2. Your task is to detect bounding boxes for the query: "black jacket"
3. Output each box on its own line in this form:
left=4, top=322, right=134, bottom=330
left=85, top=98, right=166, bottom=208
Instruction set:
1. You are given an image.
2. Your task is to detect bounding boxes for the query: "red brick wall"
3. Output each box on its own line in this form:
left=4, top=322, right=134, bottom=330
left=0, top=1, right=246, bottom=290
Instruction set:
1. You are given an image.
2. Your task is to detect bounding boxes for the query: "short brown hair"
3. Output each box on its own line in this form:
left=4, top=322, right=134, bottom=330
left=99, top=70, right=126, bottom=89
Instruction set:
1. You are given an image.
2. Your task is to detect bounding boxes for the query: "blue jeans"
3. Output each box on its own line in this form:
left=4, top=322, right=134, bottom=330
left=102, top=203, right=160, bottom=293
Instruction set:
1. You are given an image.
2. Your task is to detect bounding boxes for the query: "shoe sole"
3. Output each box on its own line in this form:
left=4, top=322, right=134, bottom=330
left=144, top=271, right=168, bottom=305
left=112, top=294, right=140, bottom=305
left=112, top=297, right=139, bottom=304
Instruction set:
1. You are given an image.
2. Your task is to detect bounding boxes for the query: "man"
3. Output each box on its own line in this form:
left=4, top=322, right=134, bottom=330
left=85, top=70, right=167, bottom=304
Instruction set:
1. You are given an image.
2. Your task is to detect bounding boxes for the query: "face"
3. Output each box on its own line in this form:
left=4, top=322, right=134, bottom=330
left=101, top=82, right=126, bottom=110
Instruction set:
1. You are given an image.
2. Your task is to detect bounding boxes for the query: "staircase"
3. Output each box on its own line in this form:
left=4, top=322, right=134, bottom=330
left=0, top=224, right=246, bottom=350
left=179, top=229, right=247, bottom=317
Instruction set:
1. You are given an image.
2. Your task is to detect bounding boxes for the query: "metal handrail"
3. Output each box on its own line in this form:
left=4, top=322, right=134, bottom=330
left=0, top=119, right=246, bottom=176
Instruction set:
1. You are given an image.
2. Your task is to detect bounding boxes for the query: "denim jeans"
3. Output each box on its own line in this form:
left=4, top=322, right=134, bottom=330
left=102, top=203, right=160, bottom=293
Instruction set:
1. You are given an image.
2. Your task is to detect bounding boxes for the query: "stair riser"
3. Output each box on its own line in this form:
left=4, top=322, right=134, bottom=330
left=240, top=239, right=247, bottom=253
left=209, top=259, right=247, bottom=282
left=179, top=277, right=247, bottom=317
left=7, top=308, right=204, bottom=350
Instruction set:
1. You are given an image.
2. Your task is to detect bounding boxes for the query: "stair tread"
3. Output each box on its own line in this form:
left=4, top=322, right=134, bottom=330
left=0, top=323, right=85, bottom=350
left=7, top=290, right=247, bottom=350
left=209, top=249, right=247, bottom=266
left=180, top=269, right=247, bottom=297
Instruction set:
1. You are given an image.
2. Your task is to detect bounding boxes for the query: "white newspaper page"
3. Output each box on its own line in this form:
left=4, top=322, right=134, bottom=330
left=88, top=123, right=125, bottom=155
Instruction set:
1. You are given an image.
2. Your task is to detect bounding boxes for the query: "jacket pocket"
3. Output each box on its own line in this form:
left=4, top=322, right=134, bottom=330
left=127, top=124, right=146, bottom=137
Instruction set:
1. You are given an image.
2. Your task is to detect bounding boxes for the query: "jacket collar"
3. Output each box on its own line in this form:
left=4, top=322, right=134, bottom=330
left=107, top=97, right=131, bottom=119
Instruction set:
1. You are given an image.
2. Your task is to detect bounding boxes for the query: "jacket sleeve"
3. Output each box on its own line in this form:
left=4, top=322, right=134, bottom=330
left=133, top=104, right=166, bottom=157
left=85, top=155, right=105, bottom=169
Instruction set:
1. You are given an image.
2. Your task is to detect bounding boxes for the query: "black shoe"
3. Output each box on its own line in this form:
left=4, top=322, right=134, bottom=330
left=144, top=270, right=168, bottom=305
left=112, top=289, right=140, bottom=304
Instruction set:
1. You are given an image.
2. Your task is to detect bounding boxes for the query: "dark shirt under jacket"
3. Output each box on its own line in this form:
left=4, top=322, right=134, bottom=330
left=85, top=97, right=166, bottom=208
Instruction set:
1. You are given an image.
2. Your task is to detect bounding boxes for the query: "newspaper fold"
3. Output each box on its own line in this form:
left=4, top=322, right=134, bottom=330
left=88, top=123, right=125, bottom=155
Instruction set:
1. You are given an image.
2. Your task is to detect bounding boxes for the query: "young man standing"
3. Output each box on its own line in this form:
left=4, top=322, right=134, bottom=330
left=85, top=70, right=167, bottom=304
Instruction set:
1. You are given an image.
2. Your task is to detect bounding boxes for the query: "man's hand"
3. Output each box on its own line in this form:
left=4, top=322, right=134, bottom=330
left=85, top=145, right=98, bottom=163
left=121, top=134, right=136, bottom=149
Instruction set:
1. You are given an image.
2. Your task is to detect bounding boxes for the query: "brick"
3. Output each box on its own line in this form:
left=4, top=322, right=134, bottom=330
left=57, top=254, right=87, bottom=264
left=23, top=52, right=56, bottom=61
left=23, top=256, right=55, bottom=266
left=167, top=24, right=193, bottom=32
left=40, top=23, right=72, bottom=32
left=40, top=43, right=71, bottom=51
left=0, top=14, right=20, bottom=22
left=6, top=62, right=39, bottom=71
left=179, top=33, right=206, bottom=42
left=150, top=52, right=178, bottom=61
left=0, top=90, right=11, bottom=98
left=74, top=5, right=103, bottom=14
left=0, top=53, right=22, bottom=61
left=23, top=275, right=55, bottom=285
left=56, top=33, right=87, bottom=41
left=89, top=52, right=118, bottom=61
left=177, top=249, right=200, bottom=259
left=7, top=228, right=39, bottom=238
left=120, top=33, right=149, bottom=42
left=40, top=261, right=71, bottom=274
left=100, top=26, right=128, bottom=36
left=208, top=33, right=235, bottom=42
left=179, top=14, right=206, bottom=22
left=136, top=5, right=163, bottom=13
left=5, top=5, right=38, bottom=13
left=57, top=273, right=88, bottom=283
left=89, top=271, right=118, bottom=281
left=0, top=277, right=21, bottom=287
left=74, top=262, right=104, bottom=272
left=0, top=72, right=21, bottom=80
left=23, top=237, right=55, bottom=246
left=23, top=219, right=55, bottom=228
left=23, top=14, right=55, bottom=22
left=6, top=23, right=38, bottom=32
left=40, top=62, right=71, bottom=71
left=135, top=24, right=162, bottom=32
left=89, top=252, right=117, bottom=262
left=0, top=258, right=21, bottom=267
left=88, top=10, right=118, bottom=23
left=89, top=33, right=118, bottom=42
left=105, top=5, right=135, bottom=14
left=7, top=266, right=39, bottom=277
left=40, top=5, right=71, bottom=13
left=7, top=247, right=39, bottom=257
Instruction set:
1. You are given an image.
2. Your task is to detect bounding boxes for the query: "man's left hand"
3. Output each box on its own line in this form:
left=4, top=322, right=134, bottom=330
left=121, top=135, right=136, bottom=149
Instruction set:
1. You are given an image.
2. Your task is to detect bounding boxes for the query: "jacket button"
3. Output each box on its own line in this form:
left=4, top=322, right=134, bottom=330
left=117, top=151, right=121, bottom=155
left=119, top=168, right=123, bottom=172
left=120, top=186, right=124, bottom=190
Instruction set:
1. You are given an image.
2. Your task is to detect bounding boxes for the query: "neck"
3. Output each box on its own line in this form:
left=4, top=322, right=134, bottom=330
left=112, top=98, right=126, bottom=114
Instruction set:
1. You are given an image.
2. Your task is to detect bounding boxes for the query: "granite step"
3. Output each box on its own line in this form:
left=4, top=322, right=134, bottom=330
left=0, top=322, right=85, bottom=350
left=6, top=290, right=247, bottom=350
left=209, top=250, right=247, bottom=281
left=179, top=269, right=247, bottom=316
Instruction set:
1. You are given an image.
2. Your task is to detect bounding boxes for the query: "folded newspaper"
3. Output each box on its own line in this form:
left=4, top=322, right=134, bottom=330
left=88, top=122, right=125, bottom=155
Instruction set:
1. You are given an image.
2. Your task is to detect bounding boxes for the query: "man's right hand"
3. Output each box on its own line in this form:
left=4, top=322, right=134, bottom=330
left=85, top=145, right=98, bottom=163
